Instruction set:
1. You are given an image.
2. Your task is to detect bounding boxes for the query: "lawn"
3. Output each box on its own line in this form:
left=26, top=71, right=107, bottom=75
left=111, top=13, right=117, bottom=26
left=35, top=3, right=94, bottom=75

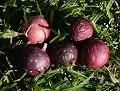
left=0, top=0, right=120, bottom=91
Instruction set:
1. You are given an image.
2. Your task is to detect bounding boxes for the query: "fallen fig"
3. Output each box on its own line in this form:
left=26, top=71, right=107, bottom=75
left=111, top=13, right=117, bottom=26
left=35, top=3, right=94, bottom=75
left=79, top=39, right=109, bottom=69
left=21, top=16, right=50, bottom=44
left=48, top=42, right=78, bottom=66
left=69, top=17, right=93, bottom=41
left=21, top=44, right=50, bottom=76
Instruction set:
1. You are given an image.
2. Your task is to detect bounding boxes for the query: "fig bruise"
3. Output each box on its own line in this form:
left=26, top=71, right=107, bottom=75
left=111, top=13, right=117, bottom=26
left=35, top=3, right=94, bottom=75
left=79, top=39, right=109, bottom=69
left=21, top=16, right=50, bottom=44
left=69, top=17, right=93, bottom=41
left=48, top=42, right=78, bottom=66
left=21, top=46, right=50, bottom=76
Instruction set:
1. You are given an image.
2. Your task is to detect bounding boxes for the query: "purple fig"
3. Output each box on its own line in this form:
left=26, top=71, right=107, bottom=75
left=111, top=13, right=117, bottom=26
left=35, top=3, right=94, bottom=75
left=21, top=46, right=50, bottom=76
left=48, top=42, right=78, bottom=66
left=79, top=39, right=110, bottom=69
left=69, top=17, right=93, bottom=41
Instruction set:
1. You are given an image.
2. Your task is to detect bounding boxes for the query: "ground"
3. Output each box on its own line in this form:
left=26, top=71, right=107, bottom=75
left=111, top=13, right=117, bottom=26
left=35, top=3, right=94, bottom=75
left=0, top=0, right=120, bottom=91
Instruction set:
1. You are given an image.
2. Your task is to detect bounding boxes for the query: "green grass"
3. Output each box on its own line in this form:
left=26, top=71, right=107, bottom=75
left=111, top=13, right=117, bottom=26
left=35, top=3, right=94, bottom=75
left=0, top=0, right=120, bottom=91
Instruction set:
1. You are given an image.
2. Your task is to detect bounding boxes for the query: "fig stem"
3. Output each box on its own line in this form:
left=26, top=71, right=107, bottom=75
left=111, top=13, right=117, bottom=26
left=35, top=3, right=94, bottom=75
left=42, top=43, right=47, bottom=51
left=24, top=41, right=31, bottom=48
left=27, top=41, right=31, bottom=45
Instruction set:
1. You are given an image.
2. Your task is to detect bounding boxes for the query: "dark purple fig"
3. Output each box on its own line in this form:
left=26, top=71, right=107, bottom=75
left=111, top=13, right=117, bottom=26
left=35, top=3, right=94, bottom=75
left=21, top=46, right=50, bottom=76
left=48, top=42, right=78, bottom=66
left=79, top=39, right=109, bottom=69
left=69, top=17, right=93, bottom=41
left=21, top=16, right=50, bottom=44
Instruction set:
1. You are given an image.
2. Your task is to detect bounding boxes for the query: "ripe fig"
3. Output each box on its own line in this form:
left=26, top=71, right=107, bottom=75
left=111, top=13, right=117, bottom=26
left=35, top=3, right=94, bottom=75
left=48, top=42, right=78, bottom=66
left=21, top=46, right=50, bottom=76
left=21, top=16, right=50, bottom=44
left=69, top=17, right=93, bottom=41
left=79, top=39, right=109, bottom=69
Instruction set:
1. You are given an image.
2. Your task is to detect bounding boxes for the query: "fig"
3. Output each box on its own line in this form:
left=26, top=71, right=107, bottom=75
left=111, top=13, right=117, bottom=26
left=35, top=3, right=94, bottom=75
left=69, top=17, right=93, bottom=41
left=48, top=42, right=78, bottom=66
left=79, top=39, right=109, bottom=69
left=21, top=45, right=50, bottom=76
left=21, top=16, right=50, bottom=44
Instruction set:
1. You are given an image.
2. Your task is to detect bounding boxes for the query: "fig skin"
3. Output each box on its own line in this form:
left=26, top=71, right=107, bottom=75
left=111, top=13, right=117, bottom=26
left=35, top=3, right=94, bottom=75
left=79, top=39, right=110, bottom=69
left=69, top=17, right=93, bottom=41
left=21, top=16, right=50, bottom=44
left=21, top=46, right=50, bottom=76
left=48, top=42, right=78, bottom=66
